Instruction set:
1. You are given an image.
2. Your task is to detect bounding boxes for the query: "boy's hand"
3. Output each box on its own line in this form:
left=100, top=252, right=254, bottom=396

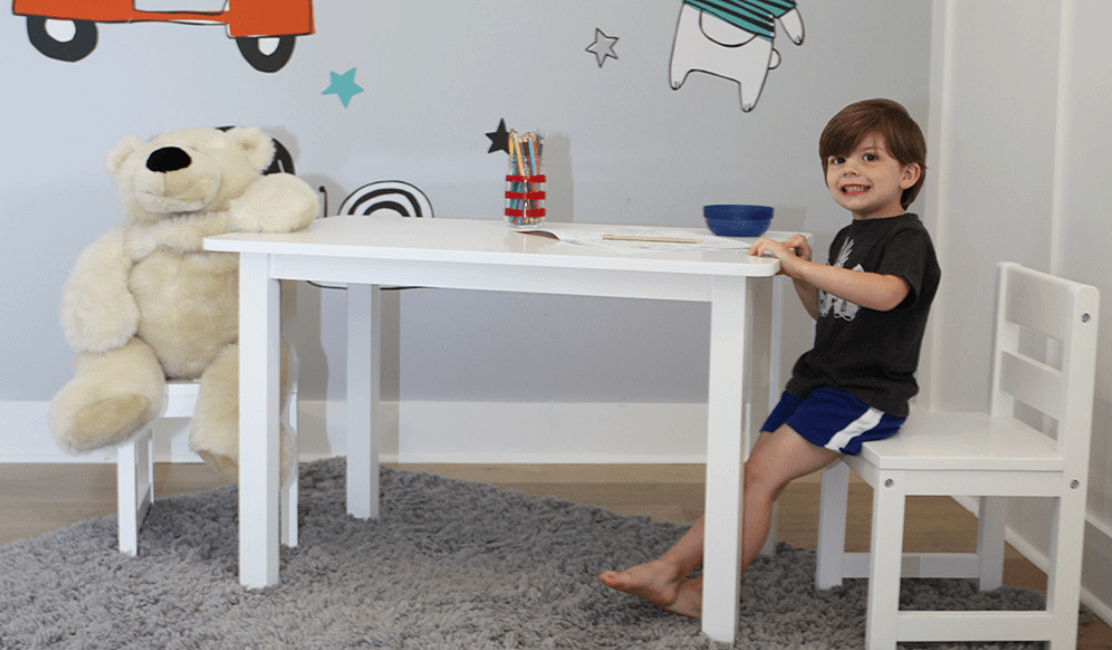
left=750, top=234, right=910, bottom=312
left=748, top=234, right=812, bottom=278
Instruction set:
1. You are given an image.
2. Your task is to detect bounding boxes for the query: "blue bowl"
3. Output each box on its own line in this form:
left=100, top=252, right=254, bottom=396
left=705, top=218, right=772, bottom=237
left=704, top=204, right=774, bottom=237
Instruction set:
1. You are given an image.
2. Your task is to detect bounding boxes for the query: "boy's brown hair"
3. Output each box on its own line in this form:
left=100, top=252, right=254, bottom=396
left=819, top=98, right=927, bottom=209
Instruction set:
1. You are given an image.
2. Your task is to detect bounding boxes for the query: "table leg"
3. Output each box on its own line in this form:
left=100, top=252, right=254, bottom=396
left=750, top=277, right=779, bottom=557
left=701, top=276, right=748, bottom=643
left=346, top=283, right=381, bottom=519
left=238, top=253, right=282, bottom=588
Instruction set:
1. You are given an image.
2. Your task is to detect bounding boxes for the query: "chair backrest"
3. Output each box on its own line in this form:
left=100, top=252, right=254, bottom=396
left=989, top=262, right=1099, bottom=469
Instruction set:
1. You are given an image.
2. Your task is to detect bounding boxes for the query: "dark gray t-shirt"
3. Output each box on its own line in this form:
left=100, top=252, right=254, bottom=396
left=785, top=213, right=940, bottom=417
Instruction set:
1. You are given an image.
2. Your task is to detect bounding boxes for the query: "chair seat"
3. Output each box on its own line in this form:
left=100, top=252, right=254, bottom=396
left=856, top=409, right=1063, bottom=472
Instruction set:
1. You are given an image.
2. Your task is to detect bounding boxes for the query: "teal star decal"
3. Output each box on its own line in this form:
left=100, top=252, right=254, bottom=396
left=322, top=68, right=364, bottom=107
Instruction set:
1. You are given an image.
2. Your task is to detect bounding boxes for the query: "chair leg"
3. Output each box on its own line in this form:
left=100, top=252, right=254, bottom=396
left=816, top=461, right=850, bottom=589
left=760, top=503, right=778, bottom=556
left=276, top=413, right=295, bottom=544
left=975, top=496, right=1007, bottom=590
left=1046, top=491, right=1087, bottom=650
left=117, top=428, right=154, bottom=555
left=280, top=402, right=299, bottom=548
left=280, top=474, right=298, bottom=547
left=864, top=472, right=906, bottom=650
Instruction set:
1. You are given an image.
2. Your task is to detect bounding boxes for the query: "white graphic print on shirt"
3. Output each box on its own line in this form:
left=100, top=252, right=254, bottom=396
left=818, top=238, right=862, bottom=321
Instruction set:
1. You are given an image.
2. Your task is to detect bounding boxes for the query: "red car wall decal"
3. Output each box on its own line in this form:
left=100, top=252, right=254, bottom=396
left=12, top=0, right=314, bottom=72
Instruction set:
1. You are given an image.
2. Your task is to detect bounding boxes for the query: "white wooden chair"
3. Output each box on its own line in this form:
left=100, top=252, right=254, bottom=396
left=116, top=133, right=304, bottom=555
left=116, top=379, right=299, bottom=555
left=814, top=262, right=1099, bottom=649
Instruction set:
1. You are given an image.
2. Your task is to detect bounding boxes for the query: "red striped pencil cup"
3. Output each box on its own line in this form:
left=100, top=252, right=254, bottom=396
left=505, top=131, right=546, bottom=228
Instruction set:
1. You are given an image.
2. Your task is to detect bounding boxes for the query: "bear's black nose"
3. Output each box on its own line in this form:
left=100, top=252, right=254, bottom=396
left=146, top=147, right=192, bottom=173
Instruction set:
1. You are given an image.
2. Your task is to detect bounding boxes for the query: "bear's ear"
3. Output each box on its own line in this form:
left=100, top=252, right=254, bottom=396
left=106, top=136, right=143, bottom=173
left=226, top=126, right=276, bottom=174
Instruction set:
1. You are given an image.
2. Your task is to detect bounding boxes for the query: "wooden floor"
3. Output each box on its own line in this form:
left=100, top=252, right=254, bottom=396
left=2, top=462, right=1109, bottom=649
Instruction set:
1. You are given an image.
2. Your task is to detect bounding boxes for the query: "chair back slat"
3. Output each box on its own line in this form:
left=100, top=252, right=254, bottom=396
left=997, top=350, right=1063, bottom=420
left=1003, top=267, right=1077, bottom=341
left=990, top=262, right=1100, bottom=463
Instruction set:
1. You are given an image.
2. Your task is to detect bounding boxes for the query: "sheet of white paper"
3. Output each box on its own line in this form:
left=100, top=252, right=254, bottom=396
left=525, top=225, right=757, bottom=252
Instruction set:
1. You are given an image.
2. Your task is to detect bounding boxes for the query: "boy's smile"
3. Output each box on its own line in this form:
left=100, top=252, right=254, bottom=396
left=826, top=132, right=920, bottom=220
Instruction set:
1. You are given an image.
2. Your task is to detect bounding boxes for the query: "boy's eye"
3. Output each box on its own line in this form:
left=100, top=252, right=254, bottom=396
left=863, top=153, right=878, bottom=161
left=830, top=156, right=845, bottom=165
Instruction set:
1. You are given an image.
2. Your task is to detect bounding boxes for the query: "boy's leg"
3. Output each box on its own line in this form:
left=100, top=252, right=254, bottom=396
left=598, top=517, right=706, bottom=617
left=599, top=424, right=840, bottom=617
left=739, top=424, right=841, bottom=574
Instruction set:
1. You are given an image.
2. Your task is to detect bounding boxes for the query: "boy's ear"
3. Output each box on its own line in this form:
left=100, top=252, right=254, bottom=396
left=900, top=163, right=922, bottom=189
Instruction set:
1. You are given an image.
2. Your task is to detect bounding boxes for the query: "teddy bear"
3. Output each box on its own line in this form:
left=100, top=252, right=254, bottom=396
left=48, top=126, right=318, bottom=485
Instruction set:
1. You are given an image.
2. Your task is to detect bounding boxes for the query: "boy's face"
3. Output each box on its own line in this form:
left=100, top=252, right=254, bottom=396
left=825, top=131, right=921, bottom=220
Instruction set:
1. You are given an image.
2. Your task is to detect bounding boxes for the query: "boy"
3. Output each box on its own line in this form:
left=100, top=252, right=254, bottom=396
left=598, top=98, right=941, bottom=618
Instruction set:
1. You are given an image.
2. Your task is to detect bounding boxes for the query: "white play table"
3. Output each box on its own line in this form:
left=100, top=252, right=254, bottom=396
left=205, top=216, right=789, bottom=642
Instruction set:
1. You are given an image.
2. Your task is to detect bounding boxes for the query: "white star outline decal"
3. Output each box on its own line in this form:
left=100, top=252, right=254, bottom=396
left=586, top=28, right=619, bottom=68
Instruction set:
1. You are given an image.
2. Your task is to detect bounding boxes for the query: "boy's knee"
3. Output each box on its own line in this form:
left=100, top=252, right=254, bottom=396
left=743, top=457, right=779, bottom=495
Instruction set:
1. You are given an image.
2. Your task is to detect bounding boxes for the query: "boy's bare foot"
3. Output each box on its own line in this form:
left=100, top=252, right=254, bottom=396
left=598, top=561, right=703, bottom=618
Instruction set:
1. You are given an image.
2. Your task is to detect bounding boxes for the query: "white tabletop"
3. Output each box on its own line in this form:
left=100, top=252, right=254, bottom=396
left=205, top=216, right=785, bottom=277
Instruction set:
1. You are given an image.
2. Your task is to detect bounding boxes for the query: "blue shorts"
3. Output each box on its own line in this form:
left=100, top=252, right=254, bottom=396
left=760, top=387, right=905, bottom=455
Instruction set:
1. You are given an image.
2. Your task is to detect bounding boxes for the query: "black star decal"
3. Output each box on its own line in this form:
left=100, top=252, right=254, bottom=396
left=486, top=118, right=510, bottom=154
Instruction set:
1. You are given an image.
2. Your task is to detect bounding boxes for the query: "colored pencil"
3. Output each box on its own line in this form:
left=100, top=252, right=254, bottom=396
left=602, top=234, right=701, bottom=244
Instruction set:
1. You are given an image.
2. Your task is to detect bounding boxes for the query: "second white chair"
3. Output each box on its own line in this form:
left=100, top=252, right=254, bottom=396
left=814, top=262, right=1098, bottom=649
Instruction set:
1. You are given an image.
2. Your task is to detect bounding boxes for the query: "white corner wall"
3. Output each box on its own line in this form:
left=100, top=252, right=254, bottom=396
left=926, top=0, right=1112, bottom=625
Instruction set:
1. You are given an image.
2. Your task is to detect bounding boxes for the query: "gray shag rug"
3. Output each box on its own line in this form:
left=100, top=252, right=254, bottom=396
left=0, top=458, right=1047, bottom=649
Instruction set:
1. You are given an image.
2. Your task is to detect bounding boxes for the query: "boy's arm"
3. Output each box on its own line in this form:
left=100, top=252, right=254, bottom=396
left=749, top=236, right=910, bottom=313
left=791, top=262, right=909, bottom=312
left=792, top=277, right=820, bottom=319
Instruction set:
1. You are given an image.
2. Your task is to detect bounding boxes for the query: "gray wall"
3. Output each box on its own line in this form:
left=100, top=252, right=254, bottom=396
left=1, top=0, right=931, bottom=405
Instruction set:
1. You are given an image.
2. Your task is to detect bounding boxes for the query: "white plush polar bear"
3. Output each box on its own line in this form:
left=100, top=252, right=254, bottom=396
left=49, top=126, right=318, bottom=485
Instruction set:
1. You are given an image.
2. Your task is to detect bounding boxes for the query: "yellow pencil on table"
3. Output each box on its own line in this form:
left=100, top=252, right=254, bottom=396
left=602, top=234, right=701, bottom=244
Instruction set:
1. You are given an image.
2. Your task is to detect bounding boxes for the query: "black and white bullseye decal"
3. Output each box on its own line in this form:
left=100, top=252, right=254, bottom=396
left=337, top=181, right=434, bottom=218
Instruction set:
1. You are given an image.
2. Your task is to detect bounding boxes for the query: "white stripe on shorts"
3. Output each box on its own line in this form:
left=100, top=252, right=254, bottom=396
left=824, top=406, right=884, bottom=453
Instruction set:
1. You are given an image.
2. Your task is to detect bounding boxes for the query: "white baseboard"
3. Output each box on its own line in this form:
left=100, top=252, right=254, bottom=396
left=0, top=399, right=709, bottom=464
left=0, top=402, right=114, bottom=463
